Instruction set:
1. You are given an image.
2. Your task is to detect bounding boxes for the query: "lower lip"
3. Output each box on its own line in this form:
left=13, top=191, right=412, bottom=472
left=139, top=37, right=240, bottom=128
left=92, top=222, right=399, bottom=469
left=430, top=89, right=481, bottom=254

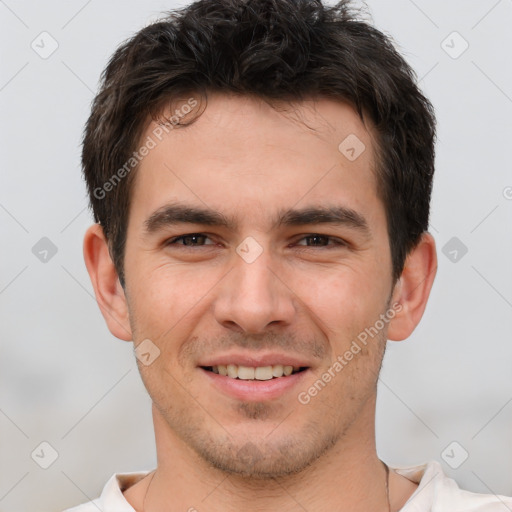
left=199, top=367, right=310, bottom=401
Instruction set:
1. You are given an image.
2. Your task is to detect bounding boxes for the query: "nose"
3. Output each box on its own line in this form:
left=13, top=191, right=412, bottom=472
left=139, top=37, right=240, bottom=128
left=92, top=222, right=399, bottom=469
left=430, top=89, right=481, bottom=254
left=213, top=244, right=296, bottom=334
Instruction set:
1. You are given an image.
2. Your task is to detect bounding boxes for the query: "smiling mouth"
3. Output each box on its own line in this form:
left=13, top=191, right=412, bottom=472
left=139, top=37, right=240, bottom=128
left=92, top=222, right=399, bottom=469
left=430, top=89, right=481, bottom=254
left=201, top=364, right=308, bottom=380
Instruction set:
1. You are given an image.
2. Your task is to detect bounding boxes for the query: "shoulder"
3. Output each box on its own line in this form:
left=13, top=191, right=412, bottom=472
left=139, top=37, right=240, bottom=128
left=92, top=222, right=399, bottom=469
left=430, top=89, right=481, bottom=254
left=394, top=460, right=512, bottom=511
left=63, top=494, right=105, bottom=512
left=63, top=501, right=102, bottom=512
left=434, top=468, right=512, bottom=512
left=62, top=471, right=151, bottom=512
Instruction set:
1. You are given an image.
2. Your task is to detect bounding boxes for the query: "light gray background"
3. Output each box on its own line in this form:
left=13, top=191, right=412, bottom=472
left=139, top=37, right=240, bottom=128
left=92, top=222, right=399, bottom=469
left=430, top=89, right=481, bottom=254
left=1, top=1, right=511, bottom=511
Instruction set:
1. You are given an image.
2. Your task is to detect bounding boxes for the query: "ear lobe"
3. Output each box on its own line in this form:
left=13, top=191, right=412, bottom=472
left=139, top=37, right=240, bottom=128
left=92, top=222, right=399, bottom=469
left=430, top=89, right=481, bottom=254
left=387, top=232, right=437, bottom=342
left=83, top=223, right=133, bottom=341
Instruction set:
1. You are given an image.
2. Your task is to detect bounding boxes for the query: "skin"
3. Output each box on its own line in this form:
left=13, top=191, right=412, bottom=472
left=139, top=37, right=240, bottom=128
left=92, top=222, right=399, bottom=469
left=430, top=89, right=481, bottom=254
left=84, top=92, right=437, bottom=511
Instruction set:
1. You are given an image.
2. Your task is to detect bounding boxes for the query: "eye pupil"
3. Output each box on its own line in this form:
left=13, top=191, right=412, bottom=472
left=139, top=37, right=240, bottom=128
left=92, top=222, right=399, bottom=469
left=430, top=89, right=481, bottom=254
left=308, top=235, right=327, bottom=246
left=184, top=235, right=204, bottom=245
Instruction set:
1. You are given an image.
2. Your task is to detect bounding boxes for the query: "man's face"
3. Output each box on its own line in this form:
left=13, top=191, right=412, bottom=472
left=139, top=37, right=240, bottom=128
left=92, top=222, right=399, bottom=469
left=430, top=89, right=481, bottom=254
left=122, top=93, right=397, bottom=477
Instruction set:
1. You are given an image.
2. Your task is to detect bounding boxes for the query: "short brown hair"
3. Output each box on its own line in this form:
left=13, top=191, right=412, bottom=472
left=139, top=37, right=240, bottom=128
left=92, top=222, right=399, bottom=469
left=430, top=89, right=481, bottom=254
left=82, top=0, right=436, bottom=288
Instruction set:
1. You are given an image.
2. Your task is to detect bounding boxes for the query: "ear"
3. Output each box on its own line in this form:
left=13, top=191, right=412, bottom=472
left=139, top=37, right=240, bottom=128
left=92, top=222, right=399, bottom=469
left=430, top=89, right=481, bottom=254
left=83, top=223, right=132, bottom=341
left=387, top=232, right=437, bottom=341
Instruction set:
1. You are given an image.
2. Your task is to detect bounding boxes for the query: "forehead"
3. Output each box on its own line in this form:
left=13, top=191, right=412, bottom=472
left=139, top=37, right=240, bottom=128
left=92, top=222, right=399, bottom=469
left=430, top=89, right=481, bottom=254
left=128, top=93, right=382, bottom=232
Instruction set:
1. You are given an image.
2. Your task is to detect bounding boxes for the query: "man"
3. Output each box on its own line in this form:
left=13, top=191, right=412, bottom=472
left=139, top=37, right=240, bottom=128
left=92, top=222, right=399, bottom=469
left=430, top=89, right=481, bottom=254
left=65, top=0, right=512, bottom=510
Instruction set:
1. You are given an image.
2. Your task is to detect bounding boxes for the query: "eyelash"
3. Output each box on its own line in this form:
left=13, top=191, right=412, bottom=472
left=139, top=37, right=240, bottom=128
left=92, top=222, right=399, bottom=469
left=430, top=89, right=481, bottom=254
left=165, top=233, right=347, bottom=249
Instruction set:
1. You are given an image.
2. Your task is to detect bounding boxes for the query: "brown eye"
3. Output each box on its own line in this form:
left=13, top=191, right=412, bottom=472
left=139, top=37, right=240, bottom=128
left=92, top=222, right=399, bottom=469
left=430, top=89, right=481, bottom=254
left=295, top=235, right=346, bottom=248
left=301, top=235, right=329, bottom=247
left=166, top=233, right=214, bottom=247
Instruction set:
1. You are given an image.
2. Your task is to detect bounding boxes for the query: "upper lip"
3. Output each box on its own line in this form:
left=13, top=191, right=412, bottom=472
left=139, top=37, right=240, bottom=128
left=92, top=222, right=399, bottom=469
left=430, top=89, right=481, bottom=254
left=197, top=352, right=312, bottom=368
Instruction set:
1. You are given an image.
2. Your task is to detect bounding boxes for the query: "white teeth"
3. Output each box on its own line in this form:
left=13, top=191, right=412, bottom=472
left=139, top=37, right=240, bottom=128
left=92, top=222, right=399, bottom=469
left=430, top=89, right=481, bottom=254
left=272, top=364, right=284, bottom=377
left=227, top=364, right=238, bottom=378
left=254, top=366, right=273, bottom=380
left=208, top=364, right=304, bottom=379
left=237, top=365, right=255, bottom=379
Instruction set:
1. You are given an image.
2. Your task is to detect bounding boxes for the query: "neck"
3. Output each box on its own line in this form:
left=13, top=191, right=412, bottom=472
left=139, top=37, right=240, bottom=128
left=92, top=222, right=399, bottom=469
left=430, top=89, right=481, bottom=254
left=139, top=399, right=391, bottom=512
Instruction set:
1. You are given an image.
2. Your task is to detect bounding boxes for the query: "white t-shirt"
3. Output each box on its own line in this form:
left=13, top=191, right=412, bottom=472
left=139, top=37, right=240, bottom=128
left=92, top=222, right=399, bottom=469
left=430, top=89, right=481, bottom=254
left=63, top=460, right=512, bottom=511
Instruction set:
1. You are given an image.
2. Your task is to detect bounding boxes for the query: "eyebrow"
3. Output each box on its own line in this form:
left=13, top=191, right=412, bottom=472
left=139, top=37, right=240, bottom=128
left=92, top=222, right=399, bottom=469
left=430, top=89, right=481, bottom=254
left=143, top=201, right=371, bottom=238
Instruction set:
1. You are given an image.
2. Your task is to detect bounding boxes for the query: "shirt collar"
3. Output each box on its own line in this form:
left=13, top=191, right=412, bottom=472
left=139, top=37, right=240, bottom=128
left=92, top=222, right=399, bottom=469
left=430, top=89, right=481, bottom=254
left=101, top=462, right=439, bottom=511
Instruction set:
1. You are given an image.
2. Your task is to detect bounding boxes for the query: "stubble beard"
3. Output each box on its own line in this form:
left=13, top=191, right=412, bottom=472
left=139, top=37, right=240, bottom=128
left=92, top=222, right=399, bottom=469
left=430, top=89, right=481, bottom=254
left=137, top=295, right=392, bottom=480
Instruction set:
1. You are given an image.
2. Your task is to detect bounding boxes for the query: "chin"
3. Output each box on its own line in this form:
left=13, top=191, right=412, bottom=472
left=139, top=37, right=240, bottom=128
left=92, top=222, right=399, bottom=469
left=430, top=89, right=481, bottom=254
left=186, top=422, right=340, bottom=480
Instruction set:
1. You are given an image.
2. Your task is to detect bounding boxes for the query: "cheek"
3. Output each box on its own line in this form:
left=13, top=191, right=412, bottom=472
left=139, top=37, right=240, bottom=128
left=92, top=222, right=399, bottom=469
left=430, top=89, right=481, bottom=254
left=127, top=264, right=222, bottom=340
left=128, top=269, right=208, bottom=399
left=289, top=263, right=385, bottom=335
